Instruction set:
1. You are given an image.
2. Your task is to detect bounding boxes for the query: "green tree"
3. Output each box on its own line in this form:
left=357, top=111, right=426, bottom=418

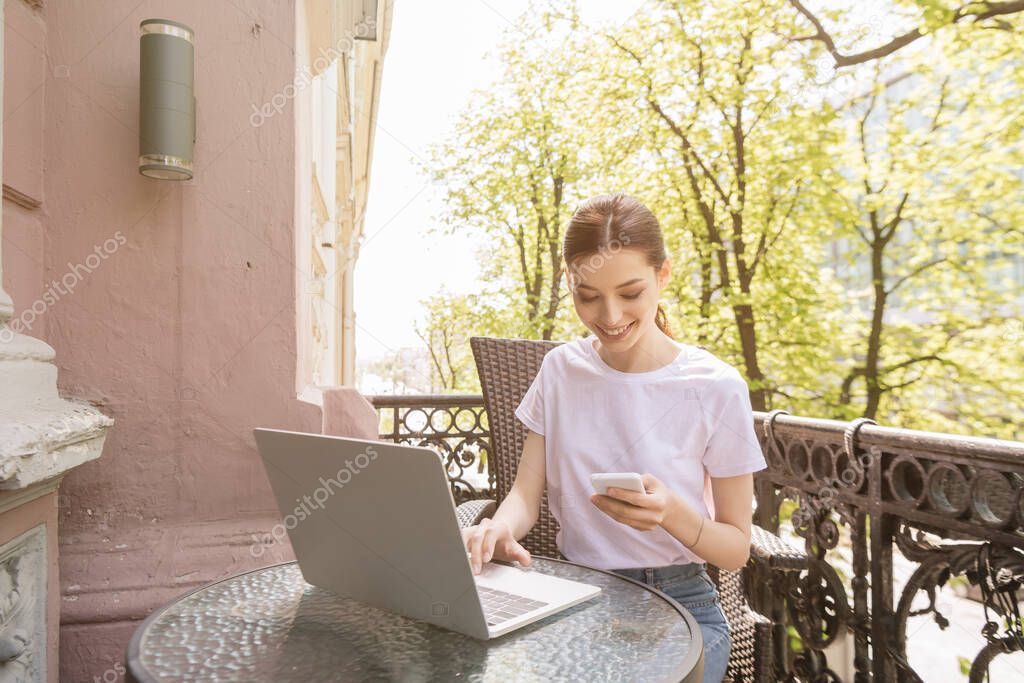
left=414, top=0, right=1022, bottom=439
left=413, top=287, right=527, bottom=393
left=822, top=33, right=1024, bottom=436
left=422, top=1, right=595, bottom=346
left=587, top=0, right=848, bottom=411
left=789, top=0, right=1024, bottom=67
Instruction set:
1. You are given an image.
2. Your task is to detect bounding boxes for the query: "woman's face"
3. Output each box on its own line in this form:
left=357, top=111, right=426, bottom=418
left=566, top=248, right=670, bottom=348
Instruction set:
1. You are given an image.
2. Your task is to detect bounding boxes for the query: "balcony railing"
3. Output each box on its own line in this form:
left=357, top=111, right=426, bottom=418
left=367, top=394, right=1024, bottom=682
left=368, top=394, right=494, bottom=505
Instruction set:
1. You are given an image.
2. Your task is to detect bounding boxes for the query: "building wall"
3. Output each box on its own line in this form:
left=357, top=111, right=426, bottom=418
left=4, top=1, right=324, bottom=678
left=3, top=0, right=45, bottom=313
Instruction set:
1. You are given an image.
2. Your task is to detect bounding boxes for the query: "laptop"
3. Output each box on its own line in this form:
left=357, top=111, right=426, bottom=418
left=252, top=428, right=602, bottom=639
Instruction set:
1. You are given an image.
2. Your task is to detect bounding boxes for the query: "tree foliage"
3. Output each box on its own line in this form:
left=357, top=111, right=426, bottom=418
left=788, top=0, right=1024, bottom=67
left=410, top=0, right=1022, bottom=439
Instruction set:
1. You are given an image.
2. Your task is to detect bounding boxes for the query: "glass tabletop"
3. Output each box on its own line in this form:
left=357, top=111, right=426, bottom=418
left=127, top=557, right=702, bottom=683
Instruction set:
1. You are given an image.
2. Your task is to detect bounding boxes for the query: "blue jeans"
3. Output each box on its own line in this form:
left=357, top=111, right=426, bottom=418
left=609, top=562, right=730, bottom=683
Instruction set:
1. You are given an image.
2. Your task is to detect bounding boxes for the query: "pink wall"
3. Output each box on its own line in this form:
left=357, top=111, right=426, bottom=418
left=3, top=0, right=45, bottom=310
left=5, top=1, right=323, bottom=679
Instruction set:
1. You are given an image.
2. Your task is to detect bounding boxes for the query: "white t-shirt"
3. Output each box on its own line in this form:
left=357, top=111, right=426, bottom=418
left=514, top=333, right=767, bottom=570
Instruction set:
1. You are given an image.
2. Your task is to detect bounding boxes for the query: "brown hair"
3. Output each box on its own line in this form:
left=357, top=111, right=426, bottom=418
left=562, top=192, right=674, bottom=340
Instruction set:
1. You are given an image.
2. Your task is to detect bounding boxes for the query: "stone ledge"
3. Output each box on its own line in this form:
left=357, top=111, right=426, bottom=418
left=0, top=330, right=56, bottom=362
left=0, top=399, right=112, bottom=490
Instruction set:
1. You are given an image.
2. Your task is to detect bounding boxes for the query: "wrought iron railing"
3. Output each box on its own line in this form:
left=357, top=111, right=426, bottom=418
left=368, top=394, right=1024, bottom=682
left=751, top=410, right=1024, bottom=682
left=367, top=394, right=494, bottom=505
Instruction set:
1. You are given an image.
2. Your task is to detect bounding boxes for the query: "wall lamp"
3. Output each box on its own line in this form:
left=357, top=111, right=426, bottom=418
left=139, top=19, right=195, bottom=180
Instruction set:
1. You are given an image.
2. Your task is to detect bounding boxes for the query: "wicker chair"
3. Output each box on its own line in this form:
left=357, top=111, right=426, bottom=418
left=454, top=336, right=803, bottom=682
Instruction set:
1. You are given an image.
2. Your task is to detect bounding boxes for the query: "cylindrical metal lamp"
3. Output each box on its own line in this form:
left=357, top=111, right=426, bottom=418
left=139, top=19, right=195, bottom=180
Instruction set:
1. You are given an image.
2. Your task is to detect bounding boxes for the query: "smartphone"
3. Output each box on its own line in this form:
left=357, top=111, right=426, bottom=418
left=590, top=472, right=646, bottom=496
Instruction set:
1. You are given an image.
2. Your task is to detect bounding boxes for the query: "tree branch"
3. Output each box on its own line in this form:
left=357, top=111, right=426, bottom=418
left=884, top=256, right=947, bottom=295
left=840, top=366, right=866, bottom=404
left=880, top=192, right=911, bottom=244
left=788, top=0, right=1024, bottom=67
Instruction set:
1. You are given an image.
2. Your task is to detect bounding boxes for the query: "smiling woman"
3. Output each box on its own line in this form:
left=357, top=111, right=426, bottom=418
left=562, top=194, right=676, bottom=367
left=555, top=194, right=766, bottom=683
left=460, top=192, right=769, bottom=683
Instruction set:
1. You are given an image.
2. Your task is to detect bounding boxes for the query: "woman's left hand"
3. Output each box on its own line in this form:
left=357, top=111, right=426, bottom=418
left=590, top=473, right=677, bottom=531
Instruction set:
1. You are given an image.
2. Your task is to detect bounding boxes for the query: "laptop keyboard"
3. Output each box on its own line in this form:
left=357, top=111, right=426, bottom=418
left=477, top=585, right=549, bottom=626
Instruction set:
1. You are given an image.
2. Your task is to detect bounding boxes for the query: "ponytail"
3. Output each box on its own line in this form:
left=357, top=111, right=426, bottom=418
left=655, top=303, right=674, bottom=340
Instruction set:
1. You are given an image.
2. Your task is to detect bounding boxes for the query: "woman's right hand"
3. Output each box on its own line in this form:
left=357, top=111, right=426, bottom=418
left=461, top=518, right=532, bottom=574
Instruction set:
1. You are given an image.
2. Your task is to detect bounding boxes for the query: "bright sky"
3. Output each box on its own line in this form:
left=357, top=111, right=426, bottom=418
left=355, top=0, right=648, bottom=376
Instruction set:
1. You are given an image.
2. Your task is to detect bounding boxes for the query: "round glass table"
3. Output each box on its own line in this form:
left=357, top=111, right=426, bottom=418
left=126, top=557, right=703, bottom=682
